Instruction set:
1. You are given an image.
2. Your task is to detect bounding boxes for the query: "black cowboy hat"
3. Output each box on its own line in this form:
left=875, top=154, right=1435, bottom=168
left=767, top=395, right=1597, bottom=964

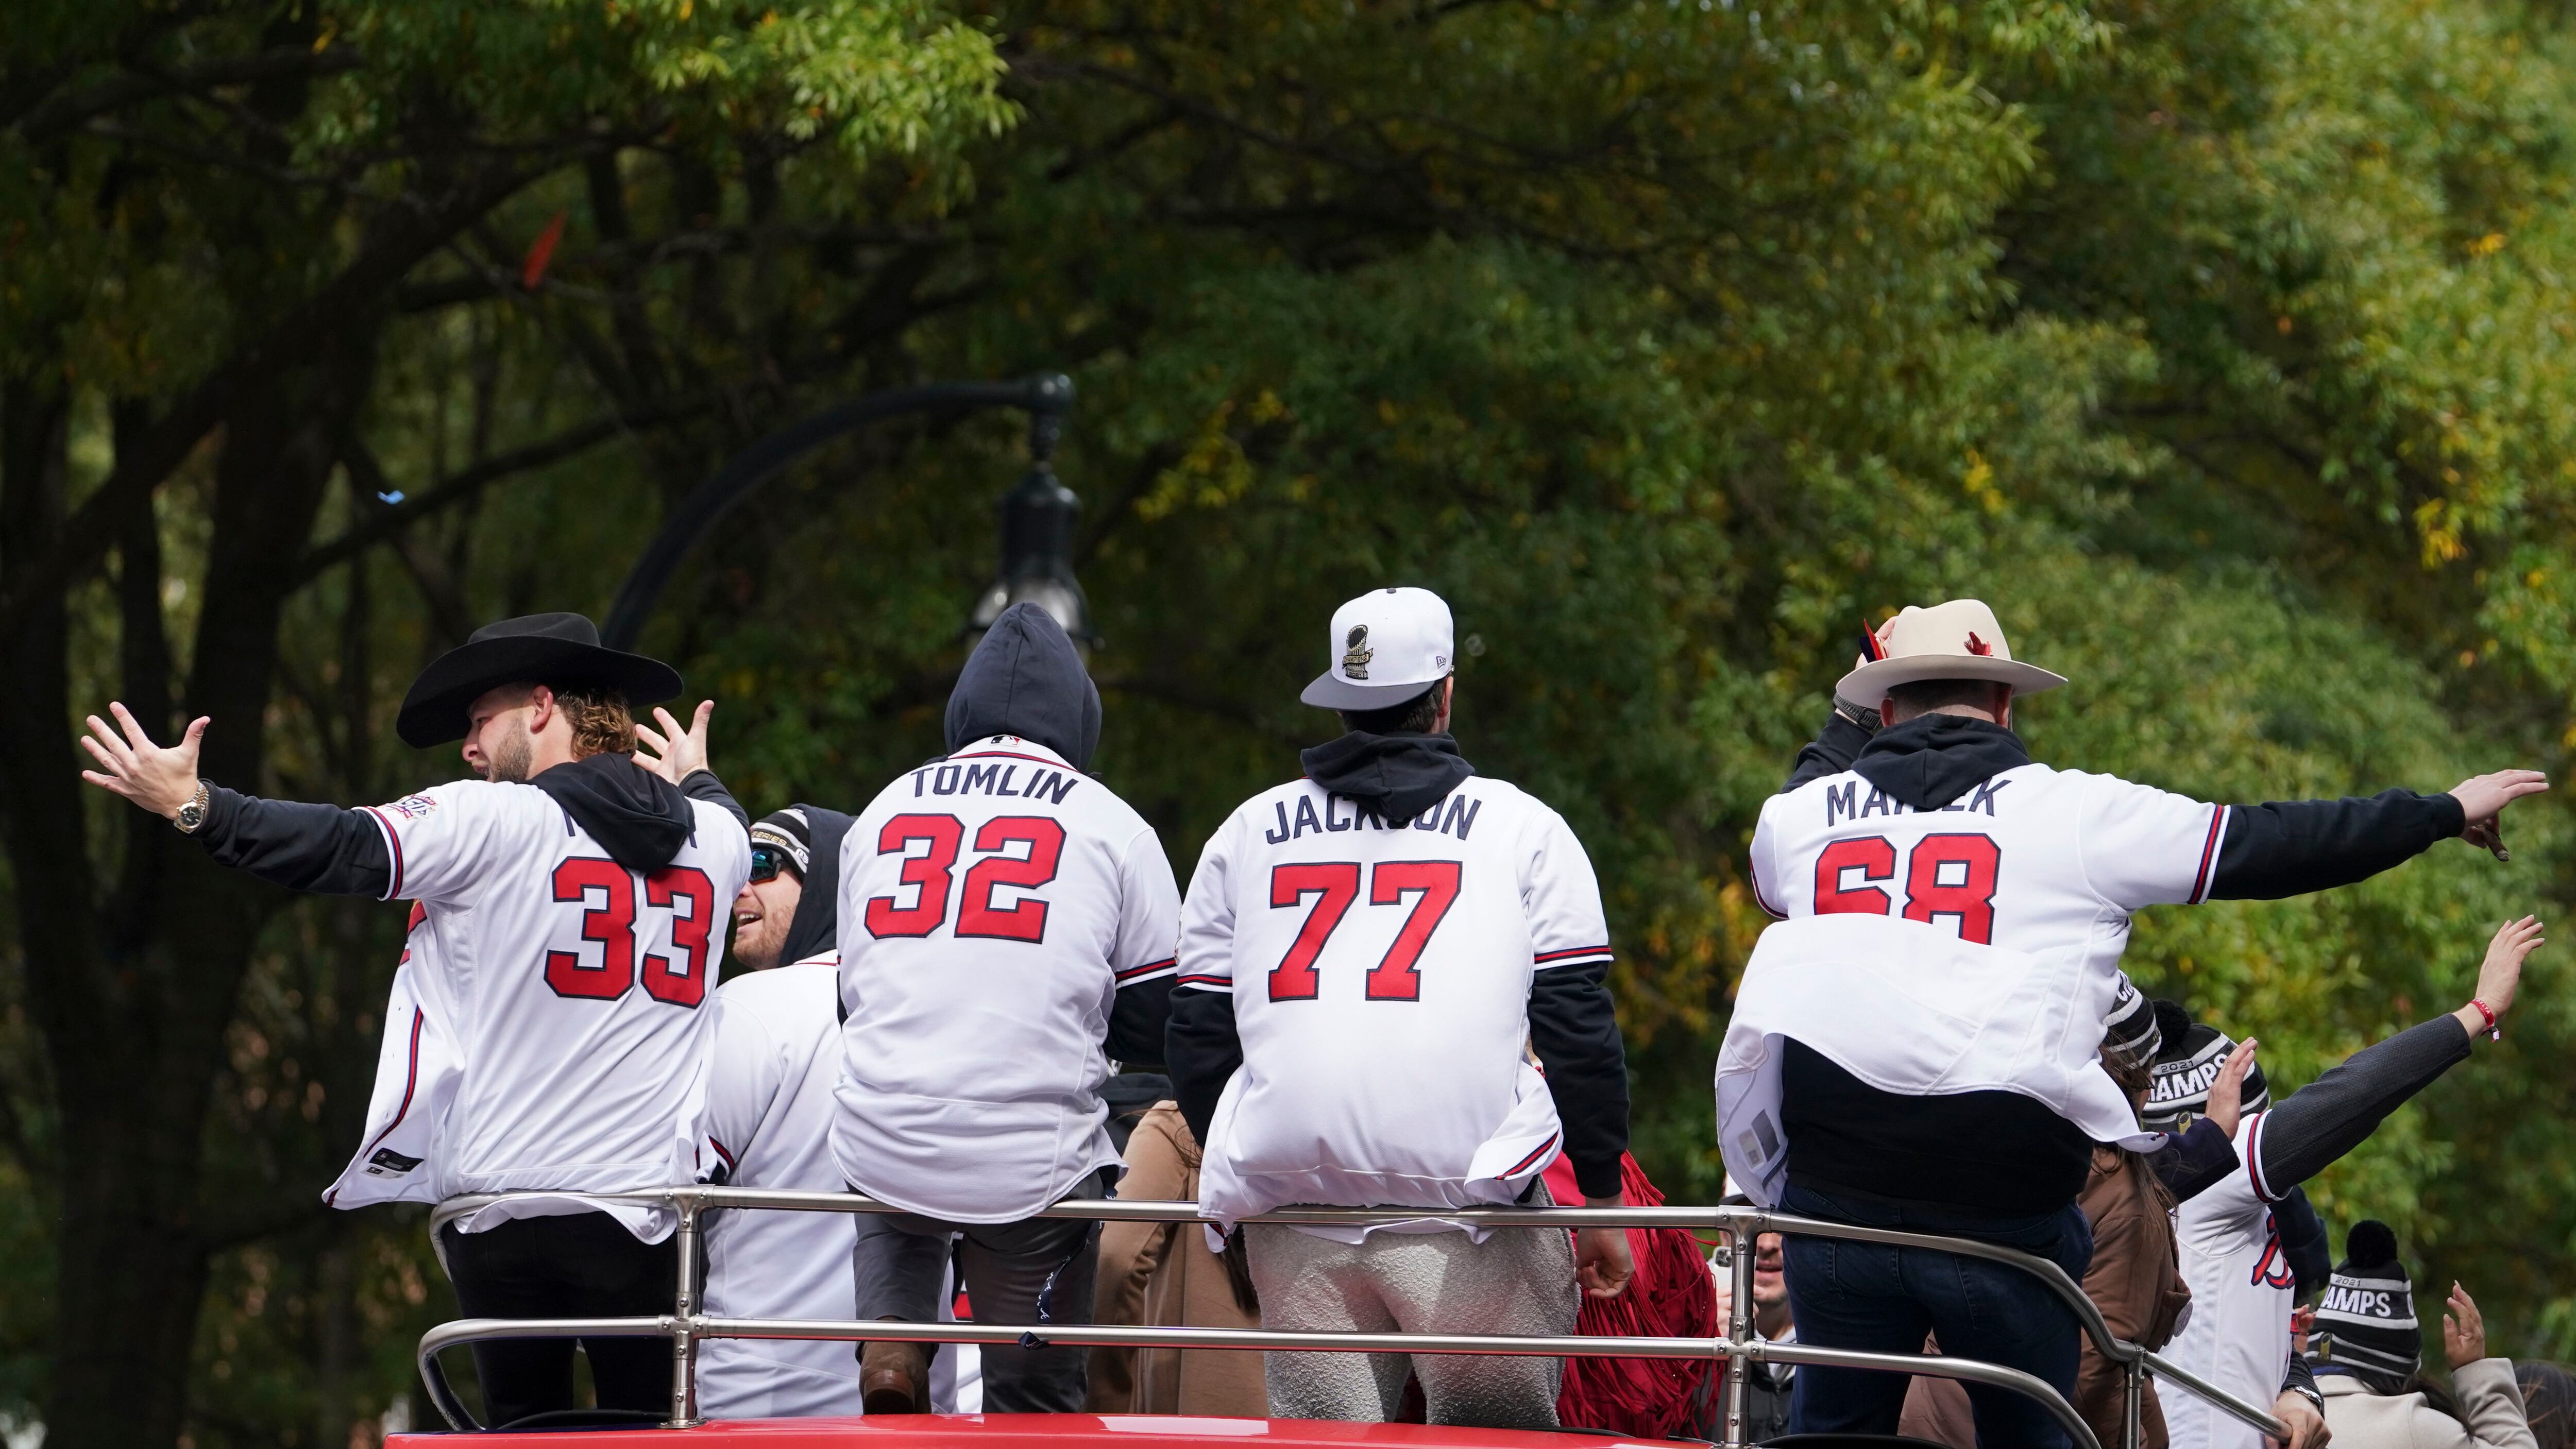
left=395, top=612, right=683, bottom=748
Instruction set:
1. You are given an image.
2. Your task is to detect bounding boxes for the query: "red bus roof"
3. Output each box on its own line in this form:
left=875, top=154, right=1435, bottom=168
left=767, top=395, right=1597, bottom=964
left=391, top=1413, right=1690, bottom=1447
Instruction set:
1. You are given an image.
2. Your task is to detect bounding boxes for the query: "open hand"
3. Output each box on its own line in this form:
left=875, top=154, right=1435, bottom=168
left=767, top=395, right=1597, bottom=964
left=78, top=702, right=207, bottom=820
left=2444, top=1283, right=2486, bottom=1369
left=2450, top=769, right=2549, bottom=861
left=2206, top=1037, right=2259, bottom=1139
left=634, top=702, right=714, bottom=785
left=2458, top=916, right=2543, bottom=1041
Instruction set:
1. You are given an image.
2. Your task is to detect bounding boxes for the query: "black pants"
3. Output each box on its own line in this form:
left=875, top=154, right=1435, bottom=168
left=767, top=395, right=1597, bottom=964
left=851, top=1170, right=1109, bottom=1412
left=440, top=1211, right=677, bottom=1428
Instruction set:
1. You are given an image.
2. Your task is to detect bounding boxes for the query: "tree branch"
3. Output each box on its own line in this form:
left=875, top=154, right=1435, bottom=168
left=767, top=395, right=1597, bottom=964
left=0, top=155, right=549, bottom=640
left=11, top=44, right=364, bottom=146
left=289, top=399, right=713, bottom=588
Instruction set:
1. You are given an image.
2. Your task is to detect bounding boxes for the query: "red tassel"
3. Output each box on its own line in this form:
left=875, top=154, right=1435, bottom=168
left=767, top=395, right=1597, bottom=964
left=520, top=210, right=569, bottom=289
left=1555, top=1154, right=1717, bottom=1440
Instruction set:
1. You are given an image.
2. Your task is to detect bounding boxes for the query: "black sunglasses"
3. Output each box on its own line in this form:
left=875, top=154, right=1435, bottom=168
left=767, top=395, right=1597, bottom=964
left=749, top=844, right=796, bottom=884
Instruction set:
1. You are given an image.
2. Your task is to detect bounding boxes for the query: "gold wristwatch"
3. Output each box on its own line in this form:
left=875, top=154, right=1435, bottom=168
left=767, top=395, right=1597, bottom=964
left=174, top=780, right=211, bottom=834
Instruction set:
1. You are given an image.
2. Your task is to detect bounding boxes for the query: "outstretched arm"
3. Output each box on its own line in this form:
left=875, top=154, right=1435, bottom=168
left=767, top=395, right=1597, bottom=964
left=2257, top=917, right=2542, bottom=1192
left=80, top=703, right=394, bottom=896
left=2208, top=770, right=2547, bottom=901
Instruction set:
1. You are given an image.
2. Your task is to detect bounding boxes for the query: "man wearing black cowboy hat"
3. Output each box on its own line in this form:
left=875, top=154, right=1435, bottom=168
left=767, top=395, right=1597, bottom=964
left=79, top=612, right=753, bottom=1430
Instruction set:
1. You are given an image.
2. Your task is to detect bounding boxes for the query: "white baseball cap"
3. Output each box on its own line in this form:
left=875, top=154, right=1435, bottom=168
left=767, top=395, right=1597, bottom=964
left=1301, top=587, right=1455, bottom=709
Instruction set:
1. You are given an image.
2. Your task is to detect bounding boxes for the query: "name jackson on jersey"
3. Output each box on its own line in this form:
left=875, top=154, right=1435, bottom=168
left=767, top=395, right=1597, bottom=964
left=1262, top=790, right=1484, bottom=842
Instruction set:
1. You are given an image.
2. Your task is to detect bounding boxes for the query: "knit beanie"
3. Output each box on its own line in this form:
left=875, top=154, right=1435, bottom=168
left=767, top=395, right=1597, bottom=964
left=749, top=807, right=814, bottom=878
left=2143, top=1000, right=2271, bottom=1131
left=2102, top=976, right=2162, bottom=1071
left=2312, top=1220, right=2420, bottom=1394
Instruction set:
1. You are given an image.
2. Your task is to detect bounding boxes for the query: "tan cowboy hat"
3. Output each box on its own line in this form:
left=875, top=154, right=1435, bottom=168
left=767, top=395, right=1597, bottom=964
left=1834, top=599, right=2066, bottom=704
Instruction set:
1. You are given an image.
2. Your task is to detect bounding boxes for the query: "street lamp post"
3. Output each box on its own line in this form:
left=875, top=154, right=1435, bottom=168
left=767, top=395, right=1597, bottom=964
left=600, top=373, right=1080, bottom=652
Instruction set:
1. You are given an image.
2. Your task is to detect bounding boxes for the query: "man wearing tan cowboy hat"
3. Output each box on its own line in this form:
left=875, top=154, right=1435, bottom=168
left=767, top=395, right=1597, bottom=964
left=1715, top=598, right=2543, bottom=1448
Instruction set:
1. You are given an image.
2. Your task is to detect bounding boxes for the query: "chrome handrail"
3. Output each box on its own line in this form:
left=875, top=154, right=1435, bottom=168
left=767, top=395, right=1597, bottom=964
left=419, top=1188, right=2289, bottom=1446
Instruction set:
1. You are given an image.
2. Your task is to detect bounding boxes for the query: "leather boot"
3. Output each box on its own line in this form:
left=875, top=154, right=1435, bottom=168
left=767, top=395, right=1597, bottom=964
left=861, top=1339, right=930, bottom=1414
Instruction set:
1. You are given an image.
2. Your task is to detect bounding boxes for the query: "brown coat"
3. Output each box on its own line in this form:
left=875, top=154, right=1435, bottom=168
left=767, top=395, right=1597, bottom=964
left=1899, top=1149, right=2191, bottom=1448
left=1086, top=1103, right=1268, bottom=1417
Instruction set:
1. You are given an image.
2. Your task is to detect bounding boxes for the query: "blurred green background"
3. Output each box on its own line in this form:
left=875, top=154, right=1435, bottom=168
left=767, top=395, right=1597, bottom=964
left=10, top=0, right=2576, bottom=1442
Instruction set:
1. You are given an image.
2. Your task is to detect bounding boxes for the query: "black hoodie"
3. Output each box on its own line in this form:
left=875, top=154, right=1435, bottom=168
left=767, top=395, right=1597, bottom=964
left=1299, top=731, right=1475, bottom=825
left=196, top=756, right=747, bottom=898
left=947, top=603, right=1101, bottom=770
left=774, top=804, right=856, bottom=967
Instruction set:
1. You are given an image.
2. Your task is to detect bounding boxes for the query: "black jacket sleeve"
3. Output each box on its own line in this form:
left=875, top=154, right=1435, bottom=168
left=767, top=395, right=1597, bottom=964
left=2150, top=1116, right=2242, bottom=1203
left=2277, top=1185, right=2331, bottom=1299
left=679, top=769, right=749, bottom=830
left=195, top=785, right=394, bottom=897
left=1105, top=976, right=1174, bottom=1068
left=2281, top=1349, right=2319, bottom=1403
left=1166, top=985, right=1243, bottom=1147
left=1783, top=709, right=1877, bottom=793
left=2257, top=1015, right=2471, bottom=1192
left=1529, top=960, right=1630, bottom=1199
left=2208, top=790, right=2465, bottom=900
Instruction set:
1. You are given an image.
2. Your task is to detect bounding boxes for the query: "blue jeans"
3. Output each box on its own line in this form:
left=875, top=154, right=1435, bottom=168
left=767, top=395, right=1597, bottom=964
left=1780, top=1180, right=2093, bottom=1448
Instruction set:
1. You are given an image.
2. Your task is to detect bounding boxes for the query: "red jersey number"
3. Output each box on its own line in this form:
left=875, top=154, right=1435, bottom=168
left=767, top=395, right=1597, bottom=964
left=1902, top=834, right=2001, bottom=945
left=546, top=857, right=713, bottom=1005
left=1267, top=862, right=1361, bottom=1002
left=546, top=857, right=637, bottom=999
left=864, top=813, right=1067, bottom=944
left=1813, top=837, right=1897, bottom=917
left=1811, top=833, right=2002, bottom=946
left=641, top=866, right=717, bottom=1007
left=865, top=815, right=965, bottom=939
left=1266, top=860, right=1462, bottom=1003
left=957, top=817, right=1067, bottom=944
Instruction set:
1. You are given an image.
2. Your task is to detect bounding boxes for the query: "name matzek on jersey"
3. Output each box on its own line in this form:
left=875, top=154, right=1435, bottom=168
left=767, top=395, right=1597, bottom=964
left=1754, top=766, right=2227, bottom=939
left=832, top=735, right=1181, bottom=1223
left=1183, top=770, right=1612, bottom=1230
left=363, top=779, right=751, bottom=1236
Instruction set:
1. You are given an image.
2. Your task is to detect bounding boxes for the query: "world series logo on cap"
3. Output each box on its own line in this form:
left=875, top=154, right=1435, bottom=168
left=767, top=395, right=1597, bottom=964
left=1343, top=624, right=1374, bottom=679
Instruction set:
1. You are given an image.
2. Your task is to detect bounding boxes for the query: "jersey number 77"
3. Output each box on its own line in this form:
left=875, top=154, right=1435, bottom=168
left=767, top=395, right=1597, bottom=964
left=1267, top=860, right=1462, bottom=1003
left=1814, top=832, right=2001, bottom=944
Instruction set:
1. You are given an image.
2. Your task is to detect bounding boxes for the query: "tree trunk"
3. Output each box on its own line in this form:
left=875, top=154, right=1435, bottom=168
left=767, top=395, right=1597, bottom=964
left=22, top=328, right=380, bottom=1447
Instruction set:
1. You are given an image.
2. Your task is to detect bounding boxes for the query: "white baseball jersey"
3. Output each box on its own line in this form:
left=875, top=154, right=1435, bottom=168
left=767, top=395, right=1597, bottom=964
left=832, top=736, right=1181, bottom=1222
left=2163, top=1112, right=2294, bottom=1449
left=326, top=904, right=464, bottom=1208
left=364, top=777, right=751, bottom=1239
left=1751, top=761, right=2227, bottom=951
left=1181, top=774, right=1613, bottom=1235
left=698, top=956, right=867, bottom=1418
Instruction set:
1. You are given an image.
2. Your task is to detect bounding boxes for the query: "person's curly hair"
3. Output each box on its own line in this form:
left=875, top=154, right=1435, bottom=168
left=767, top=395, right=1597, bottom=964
left=553, top=685, right=637, bottom=758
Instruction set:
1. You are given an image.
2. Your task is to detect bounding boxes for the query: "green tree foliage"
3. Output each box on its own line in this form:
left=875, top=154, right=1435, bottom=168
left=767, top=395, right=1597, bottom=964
left=11, top=0, right=2576, bottom=1441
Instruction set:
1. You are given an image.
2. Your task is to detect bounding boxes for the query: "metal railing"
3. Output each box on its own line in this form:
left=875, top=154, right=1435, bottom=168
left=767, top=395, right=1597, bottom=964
left=418, top=1188, right=2289, bottom=1447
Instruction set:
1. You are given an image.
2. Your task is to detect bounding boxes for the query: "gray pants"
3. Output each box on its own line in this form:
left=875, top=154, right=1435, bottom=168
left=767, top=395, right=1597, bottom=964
left=852, top=1170, right=1109, bottom=1412
left=1245, top=1214, right=1577, bottom=1430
